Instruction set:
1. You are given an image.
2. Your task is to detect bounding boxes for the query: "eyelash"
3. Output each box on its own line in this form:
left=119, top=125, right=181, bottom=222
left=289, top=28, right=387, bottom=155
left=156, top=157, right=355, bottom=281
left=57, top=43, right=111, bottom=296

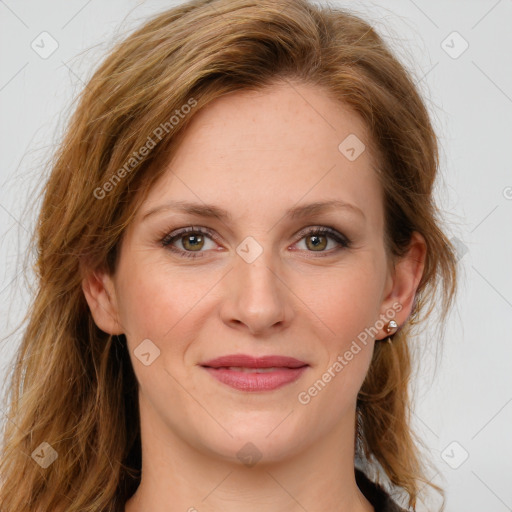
left=160, top=225, right=351, bottom=259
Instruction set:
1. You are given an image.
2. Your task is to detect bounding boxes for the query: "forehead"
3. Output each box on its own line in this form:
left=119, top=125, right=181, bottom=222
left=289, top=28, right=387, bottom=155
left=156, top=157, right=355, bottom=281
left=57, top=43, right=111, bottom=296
left=140, top=81, right=383, bottom=226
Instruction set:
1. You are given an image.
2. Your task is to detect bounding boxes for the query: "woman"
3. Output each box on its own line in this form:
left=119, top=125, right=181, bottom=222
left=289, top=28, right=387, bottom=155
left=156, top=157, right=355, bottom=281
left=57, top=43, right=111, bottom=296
left=0, top=0, right=457, bottom=511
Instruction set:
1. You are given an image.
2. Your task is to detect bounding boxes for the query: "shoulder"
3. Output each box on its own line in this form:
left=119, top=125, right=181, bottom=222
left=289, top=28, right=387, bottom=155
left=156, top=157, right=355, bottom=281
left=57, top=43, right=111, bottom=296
left=355, top=469, right=408, bottom=512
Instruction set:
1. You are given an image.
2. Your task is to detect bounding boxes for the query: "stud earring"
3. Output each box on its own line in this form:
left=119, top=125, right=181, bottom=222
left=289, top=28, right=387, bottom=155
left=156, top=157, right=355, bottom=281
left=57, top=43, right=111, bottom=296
left=385, top=320, right=398, bottom=334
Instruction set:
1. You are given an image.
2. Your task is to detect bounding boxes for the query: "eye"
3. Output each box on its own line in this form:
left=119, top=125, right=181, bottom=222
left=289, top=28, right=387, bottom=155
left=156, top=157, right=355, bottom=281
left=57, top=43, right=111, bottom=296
left=160, top=225, right=351, bottom=259
left=292, top=226, right=351, bottom=255
left=161, top=226, right=218, bottom=258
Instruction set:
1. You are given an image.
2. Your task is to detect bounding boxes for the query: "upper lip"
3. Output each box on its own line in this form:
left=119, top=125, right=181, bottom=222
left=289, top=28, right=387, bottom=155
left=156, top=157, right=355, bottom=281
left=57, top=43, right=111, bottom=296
left=200, top=354, right=308, bottom=369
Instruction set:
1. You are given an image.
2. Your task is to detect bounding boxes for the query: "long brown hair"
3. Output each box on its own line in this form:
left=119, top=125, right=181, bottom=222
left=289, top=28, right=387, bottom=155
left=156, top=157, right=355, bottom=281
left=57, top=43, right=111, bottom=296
left=0, top=0, right=457, bottom=510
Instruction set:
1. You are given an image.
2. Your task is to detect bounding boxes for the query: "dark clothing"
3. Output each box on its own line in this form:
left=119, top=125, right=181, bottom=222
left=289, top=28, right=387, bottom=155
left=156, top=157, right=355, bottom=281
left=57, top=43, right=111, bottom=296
left=356, top=469, right=408, bottom=512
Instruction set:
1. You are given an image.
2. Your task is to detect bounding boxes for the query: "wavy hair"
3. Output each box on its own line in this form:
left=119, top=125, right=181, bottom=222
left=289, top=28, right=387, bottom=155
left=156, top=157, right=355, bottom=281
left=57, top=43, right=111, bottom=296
left=0, top=0, right=457, bottom=510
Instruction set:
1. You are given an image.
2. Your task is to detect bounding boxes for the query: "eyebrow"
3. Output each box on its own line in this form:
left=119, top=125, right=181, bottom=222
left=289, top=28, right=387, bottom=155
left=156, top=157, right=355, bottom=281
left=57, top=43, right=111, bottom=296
left=142, top=199, right=365, bottom=222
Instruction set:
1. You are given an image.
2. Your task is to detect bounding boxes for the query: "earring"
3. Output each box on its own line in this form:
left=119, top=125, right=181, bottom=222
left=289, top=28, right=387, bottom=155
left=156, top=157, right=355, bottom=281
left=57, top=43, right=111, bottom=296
left=385, top=320, right=398, bottom=334
left=380, top=320, right=398, bottom=344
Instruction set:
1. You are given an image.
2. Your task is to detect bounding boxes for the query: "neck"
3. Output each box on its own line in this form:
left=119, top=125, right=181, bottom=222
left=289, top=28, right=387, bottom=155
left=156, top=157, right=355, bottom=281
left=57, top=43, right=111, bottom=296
left=125, top=397, right=374, bottom=512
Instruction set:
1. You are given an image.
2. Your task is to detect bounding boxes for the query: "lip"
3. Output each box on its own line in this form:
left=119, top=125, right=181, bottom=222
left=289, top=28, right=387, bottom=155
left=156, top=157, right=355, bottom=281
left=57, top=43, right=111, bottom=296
left=200, top=354, right=309, bottom=392
left=200, top=354, right=308, bottom=369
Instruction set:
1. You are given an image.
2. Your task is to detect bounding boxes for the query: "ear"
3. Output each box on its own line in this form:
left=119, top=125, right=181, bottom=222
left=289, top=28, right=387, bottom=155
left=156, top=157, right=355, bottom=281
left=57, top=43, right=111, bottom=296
left=376, top=231, right=427, bottom=340
left=81, top=263, right=124, bottom=335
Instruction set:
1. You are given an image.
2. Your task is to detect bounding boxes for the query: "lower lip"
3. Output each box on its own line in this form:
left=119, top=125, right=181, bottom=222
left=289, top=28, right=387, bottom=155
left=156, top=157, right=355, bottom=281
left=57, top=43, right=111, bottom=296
left=202, top=366, right=308, bottom=391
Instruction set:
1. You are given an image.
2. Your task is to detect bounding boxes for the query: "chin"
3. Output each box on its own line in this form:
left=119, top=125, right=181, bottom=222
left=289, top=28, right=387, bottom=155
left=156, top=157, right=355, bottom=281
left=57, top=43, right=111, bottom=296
left=195, top=416, right=310, bottom=466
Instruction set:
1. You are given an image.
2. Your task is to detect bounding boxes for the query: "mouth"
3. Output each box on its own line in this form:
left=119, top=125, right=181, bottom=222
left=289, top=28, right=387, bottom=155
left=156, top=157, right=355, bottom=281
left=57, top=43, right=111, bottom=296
left=200, top=354, right=309, bottom=392
left=210, top=366, right=289, bottom=373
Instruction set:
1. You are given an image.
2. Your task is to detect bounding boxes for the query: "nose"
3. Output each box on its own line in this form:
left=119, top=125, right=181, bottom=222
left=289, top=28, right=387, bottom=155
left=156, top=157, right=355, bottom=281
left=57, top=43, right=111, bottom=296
left=219, top=249, right=294, bottom=336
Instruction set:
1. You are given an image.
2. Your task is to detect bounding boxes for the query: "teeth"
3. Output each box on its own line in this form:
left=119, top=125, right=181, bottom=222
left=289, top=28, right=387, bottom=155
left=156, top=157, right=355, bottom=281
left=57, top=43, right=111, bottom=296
left=225, top=366, right=280, bottom=373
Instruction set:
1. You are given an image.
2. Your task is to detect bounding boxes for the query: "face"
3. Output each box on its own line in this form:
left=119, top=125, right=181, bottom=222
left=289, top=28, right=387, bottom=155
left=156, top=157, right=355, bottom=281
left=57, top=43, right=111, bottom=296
left=86, top=81, right=417, bottom=465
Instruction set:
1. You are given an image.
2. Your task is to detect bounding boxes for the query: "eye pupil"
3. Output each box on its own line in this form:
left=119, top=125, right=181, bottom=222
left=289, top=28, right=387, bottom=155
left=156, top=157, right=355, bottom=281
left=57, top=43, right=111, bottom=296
left=306, top=235, right=327, bottom=251
left=183, top=234, right=204, bottom=251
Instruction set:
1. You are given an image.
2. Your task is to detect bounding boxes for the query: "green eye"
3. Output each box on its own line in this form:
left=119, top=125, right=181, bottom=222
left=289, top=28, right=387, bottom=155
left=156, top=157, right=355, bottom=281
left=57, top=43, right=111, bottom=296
left=180, top=233, right=205, bottom=251
left=161, top=225, right=351, bottom=259
left=162, top=227, right=216, bottom=258
left=305, top=233, right=328, bottom=251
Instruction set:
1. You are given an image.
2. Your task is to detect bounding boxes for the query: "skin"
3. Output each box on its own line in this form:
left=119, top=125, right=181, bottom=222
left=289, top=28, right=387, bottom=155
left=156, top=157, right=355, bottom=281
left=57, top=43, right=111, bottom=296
left=82, top=80, right=426, bottom=512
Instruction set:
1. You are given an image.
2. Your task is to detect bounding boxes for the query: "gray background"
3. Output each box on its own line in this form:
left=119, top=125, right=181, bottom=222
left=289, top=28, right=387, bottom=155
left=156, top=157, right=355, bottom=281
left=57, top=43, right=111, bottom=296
left=1, top=1, right=511, bottom=511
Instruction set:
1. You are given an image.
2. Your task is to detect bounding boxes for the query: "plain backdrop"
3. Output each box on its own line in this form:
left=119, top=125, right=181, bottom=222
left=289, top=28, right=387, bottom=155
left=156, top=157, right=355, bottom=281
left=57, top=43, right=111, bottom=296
left=0, top=1, right=511, bottom=511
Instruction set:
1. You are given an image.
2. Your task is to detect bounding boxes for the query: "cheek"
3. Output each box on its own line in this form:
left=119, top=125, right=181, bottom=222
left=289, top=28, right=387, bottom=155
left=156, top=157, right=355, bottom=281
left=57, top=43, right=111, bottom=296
left=294, top=270, right=381, bottom=419
left=114, top=255, right=221, bottom=350
left=297, top=259, right=385, bottom=346
left=293, top=255, right=386, bottom=397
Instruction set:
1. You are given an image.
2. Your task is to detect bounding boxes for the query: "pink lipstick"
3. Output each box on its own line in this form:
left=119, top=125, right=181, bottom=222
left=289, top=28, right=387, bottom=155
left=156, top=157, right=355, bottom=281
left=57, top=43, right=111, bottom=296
left=200, top=354, right=308, bottom=392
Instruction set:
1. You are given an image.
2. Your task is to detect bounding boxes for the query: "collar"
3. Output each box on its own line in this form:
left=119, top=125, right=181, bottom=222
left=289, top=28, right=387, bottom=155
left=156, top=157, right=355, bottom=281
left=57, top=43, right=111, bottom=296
left=355, top=469, right=408, bottom=512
